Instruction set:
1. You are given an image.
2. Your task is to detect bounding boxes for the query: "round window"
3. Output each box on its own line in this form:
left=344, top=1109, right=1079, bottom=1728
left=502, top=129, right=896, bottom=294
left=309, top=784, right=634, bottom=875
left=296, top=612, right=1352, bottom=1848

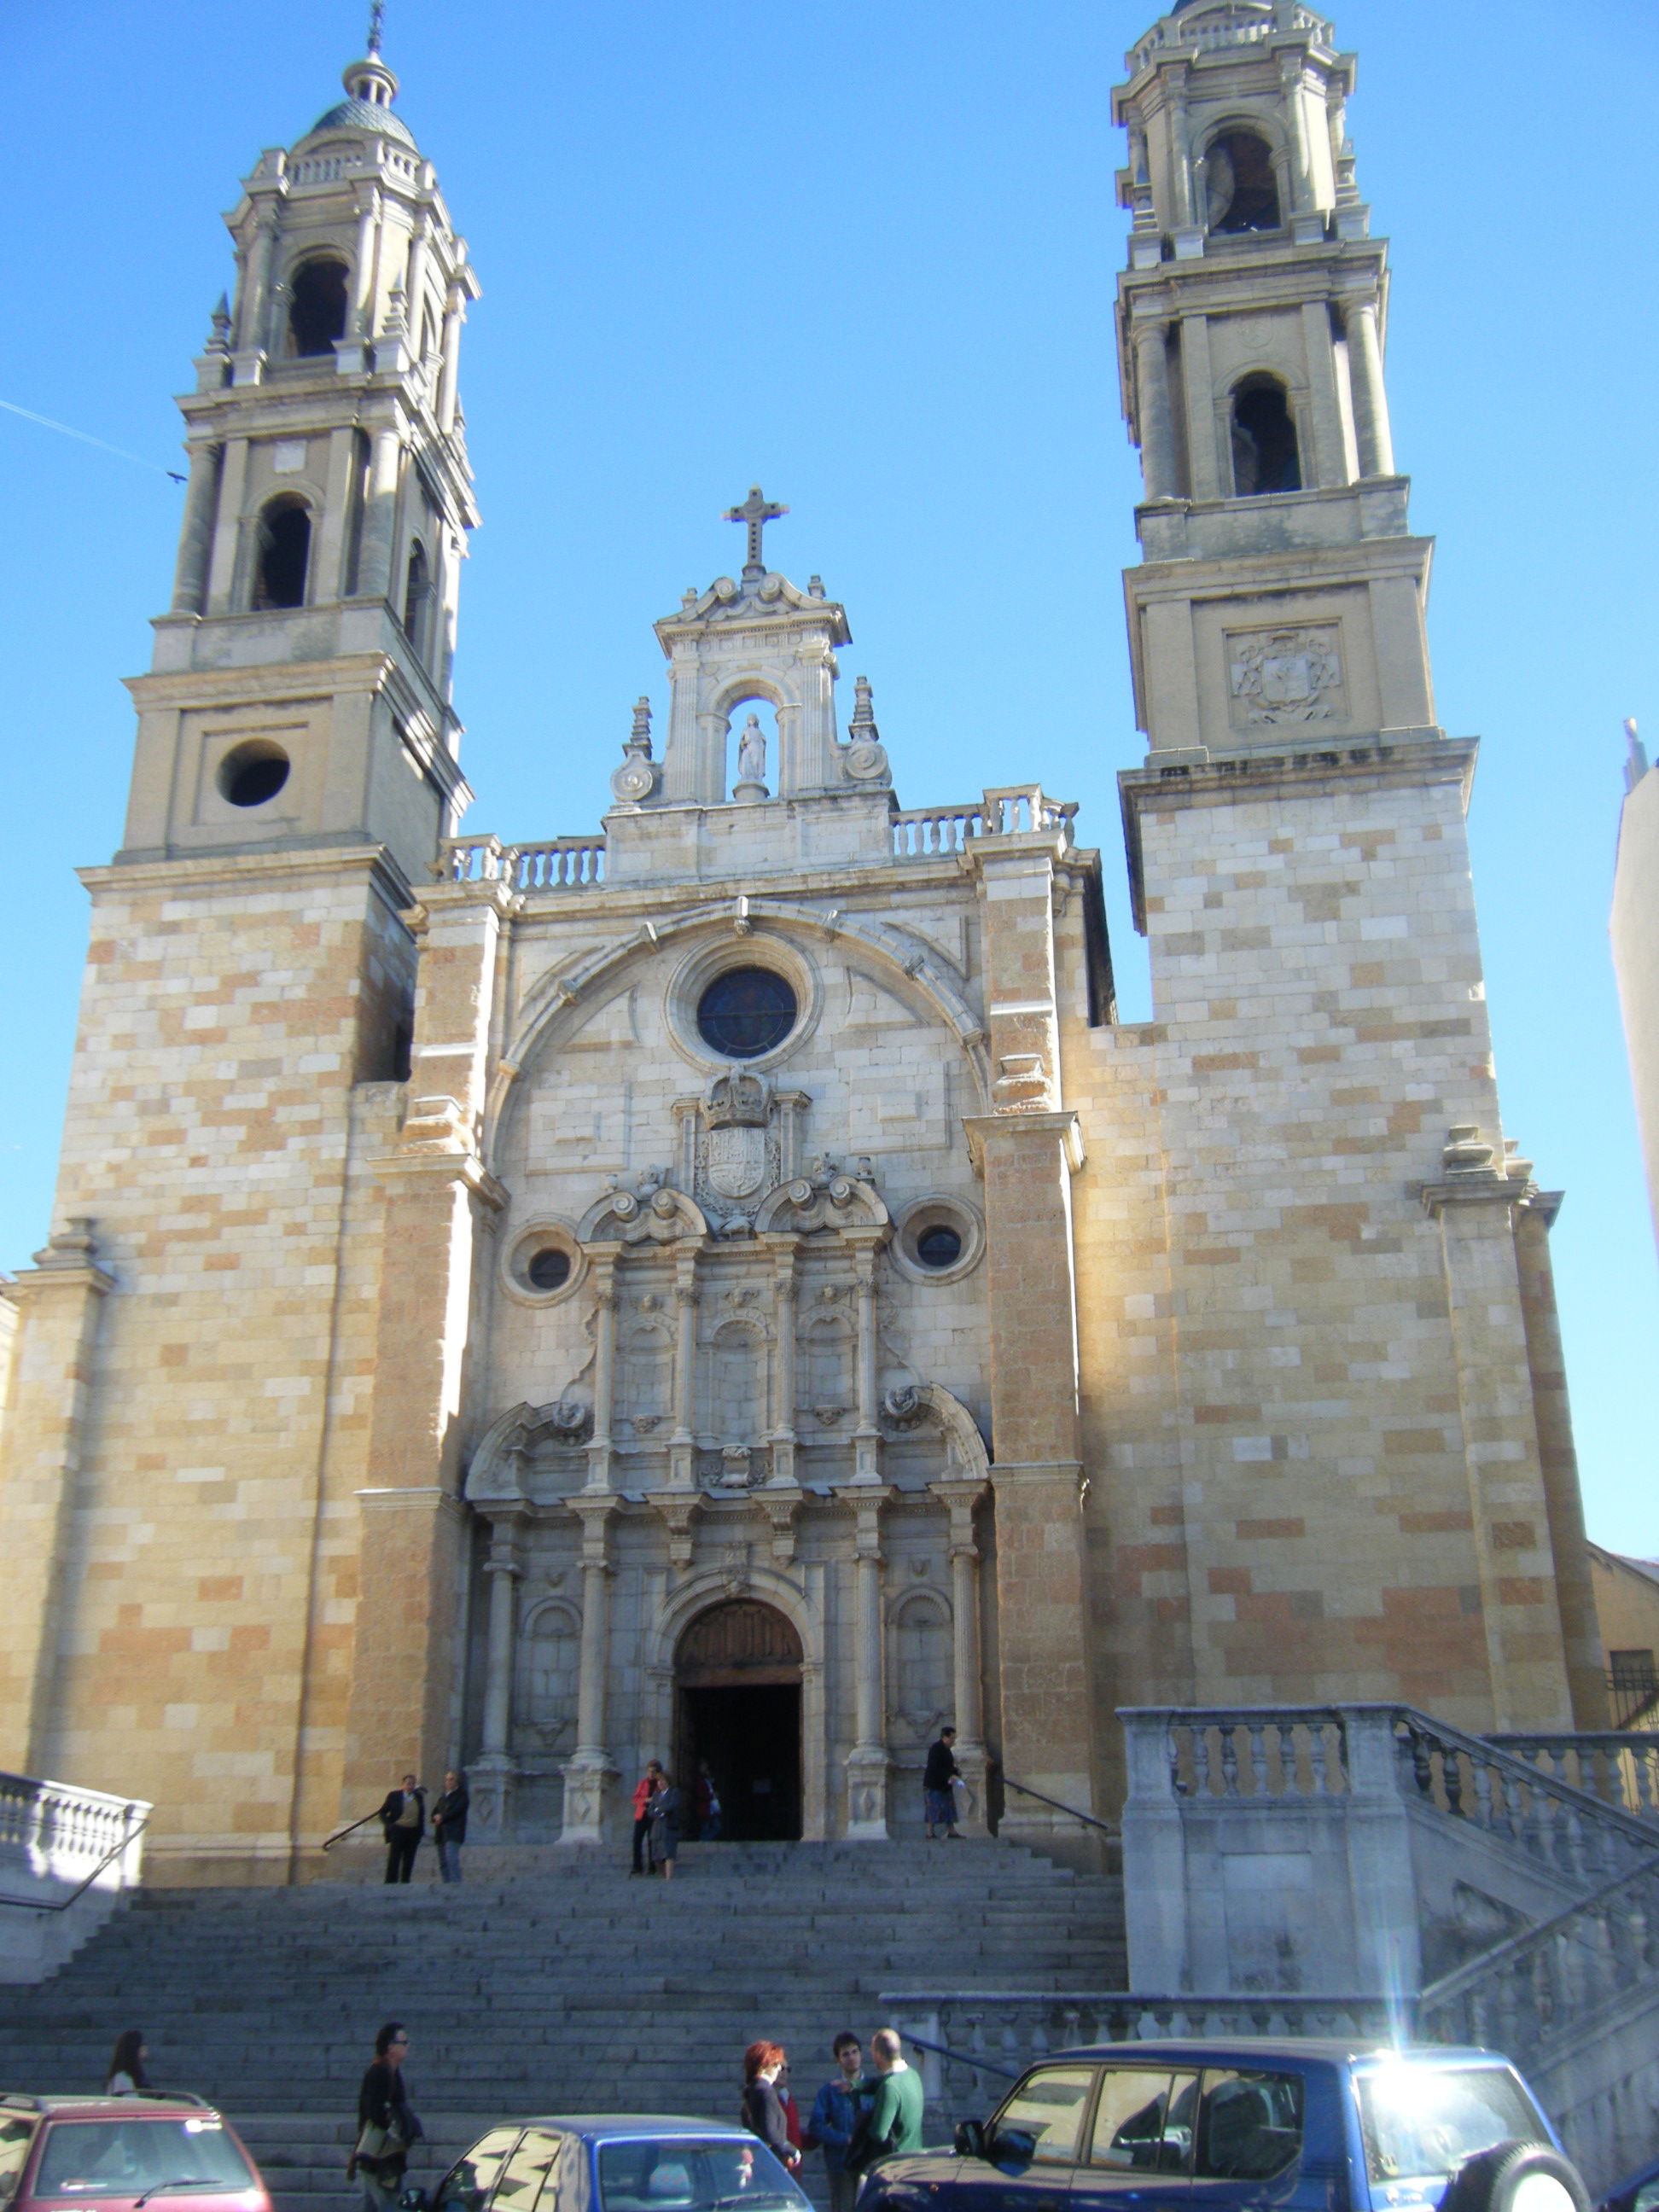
left=696, top=967, right=797, bottom=1059
left=915, top=1224, right=963, bottom=1270
left=527, top=1248, right=571, bottom=1292
left=219, top=741, right=291, bottom=808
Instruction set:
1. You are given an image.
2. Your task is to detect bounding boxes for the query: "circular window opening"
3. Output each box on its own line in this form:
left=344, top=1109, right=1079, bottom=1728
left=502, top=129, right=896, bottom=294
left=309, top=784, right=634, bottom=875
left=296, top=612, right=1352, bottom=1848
left=915, top=1224, right=963, bottom=1271
left=527, top=1248, right=571, bottom=1292
left=696, top=967, right=797, bottom=1059
left=219, top=742, right=291, bottom=809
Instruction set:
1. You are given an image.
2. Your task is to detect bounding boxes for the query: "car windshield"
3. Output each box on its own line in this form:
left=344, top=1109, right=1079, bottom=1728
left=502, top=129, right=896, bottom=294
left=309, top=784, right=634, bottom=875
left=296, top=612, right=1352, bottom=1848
left=33, top=2119, right=255, bottom=2199
left=1357, top=2064, right=1548, bottom=2187
left=596, top=2138, right=807, bottom=2212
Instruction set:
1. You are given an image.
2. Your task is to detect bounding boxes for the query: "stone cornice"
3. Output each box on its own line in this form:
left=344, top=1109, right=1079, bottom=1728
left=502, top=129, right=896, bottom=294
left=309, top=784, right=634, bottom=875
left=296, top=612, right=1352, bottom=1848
left=1118, top=735, right=1479, bottom=934
left=963, top=1109, right=1086, bottom=1175
left=81, top=841, right=414, bottom=908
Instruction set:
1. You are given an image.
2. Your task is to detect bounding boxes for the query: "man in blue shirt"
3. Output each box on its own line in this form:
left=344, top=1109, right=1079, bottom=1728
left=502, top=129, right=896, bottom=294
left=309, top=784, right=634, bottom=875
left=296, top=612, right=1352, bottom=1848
left=806, top=2033, right=866, bottom=2212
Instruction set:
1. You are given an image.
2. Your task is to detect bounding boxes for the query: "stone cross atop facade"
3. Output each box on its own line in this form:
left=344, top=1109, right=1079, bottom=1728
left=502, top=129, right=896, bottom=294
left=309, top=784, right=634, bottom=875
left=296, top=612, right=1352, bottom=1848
left=724, top=486, right=788, bottom=577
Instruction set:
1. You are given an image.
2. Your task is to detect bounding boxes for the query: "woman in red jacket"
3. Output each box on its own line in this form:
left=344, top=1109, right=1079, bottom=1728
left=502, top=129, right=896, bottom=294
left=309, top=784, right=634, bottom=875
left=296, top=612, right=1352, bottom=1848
left=630, top=1761, right=662, bottom=1876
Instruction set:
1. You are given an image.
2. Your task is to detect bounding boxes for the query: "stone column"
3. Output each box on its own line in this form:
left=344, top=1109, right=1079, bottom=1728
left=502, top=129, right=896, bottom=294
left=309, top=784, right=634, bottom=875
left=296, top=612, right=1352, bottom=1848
left=967, top=811, right=1098, bottom=1844
left=341, top=883, right=510, bottom=1816
left=930, top=1476, right=991, bottom=1833
left=1422, top=1138, right=1575, bottom=1730
left=668, top=1252, right=698, bottom=1491
left=586, top=1255, right=618, bottom=1493
left=1278, top=52, right=1313, bottom=214
left=1167, top=73, right=1194, bottom=230
left=437, top=285, right=465, bottom=433
left=851, top=1238, right=881, bottom=1483
left=1342, top=295, right=1394, bottom=477
left=561, top=1498, right=617, bottom=1845
left=232, top=208, right=276, bottom=376
left=768, top=1237, right=799, bottom=1488
left=844, top=1489, right=892, bottom=1839
left=472, top=1511, right=523, bottom=1838
left=352, top=188, right=381, bottom=337
left=355, top=425, right=404, bottom=602
left=203, top=438, right=250, bottom=616
left=170, top=443, right=222, bottom=615
left=1513, top=1193, right=1610, bottom=1727
left=1132, top=321, right=1179, bottom=500
left=0, top=1222, right=114, bottom=1773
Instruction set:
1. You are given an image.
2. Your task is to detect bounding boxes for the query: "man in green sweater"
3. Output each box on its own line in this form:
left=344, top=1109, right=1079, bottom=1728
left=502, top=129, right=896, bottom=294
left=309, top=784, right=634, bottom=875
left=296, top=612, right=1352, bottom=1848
left=849, top=2029, right=927, bottom=2171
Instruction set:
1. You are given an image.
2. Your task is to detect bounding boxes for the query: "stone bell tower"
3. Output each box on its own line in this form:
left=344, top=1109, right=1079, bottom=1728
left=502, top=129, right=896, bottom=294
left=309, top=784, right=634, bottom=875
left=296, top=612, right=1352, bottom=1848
left=0, top=27, right=484, bottom=1877
left=1095, top=1, right=1605, bottom=1735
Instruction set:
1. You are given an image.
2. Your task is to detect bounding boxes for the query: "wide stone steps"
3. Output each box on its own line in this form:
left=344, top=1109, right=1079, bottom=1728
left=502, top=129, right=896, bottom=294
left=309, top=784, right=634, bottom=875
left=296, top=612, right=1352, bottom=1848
left=0, top=1834, right=1121, bottom=2212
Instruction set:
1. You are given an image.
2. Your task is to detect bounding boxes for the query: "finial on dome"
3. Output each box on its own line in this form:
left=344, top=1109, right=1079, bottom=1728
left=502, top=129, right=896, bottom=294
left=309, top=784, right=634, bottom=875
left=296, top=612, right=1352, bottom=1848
left=367, top=0, right=386, bottom=56
left=341, top=2, right=399, bottom=112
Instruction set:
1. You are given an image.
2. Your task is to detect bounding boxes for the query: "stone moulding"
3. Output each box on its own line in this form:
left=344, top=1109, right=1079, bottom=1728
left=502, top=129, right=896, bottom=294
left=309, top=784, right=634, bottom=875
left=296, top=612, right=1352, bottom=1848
left=480, top=898, right=992, bottom=1172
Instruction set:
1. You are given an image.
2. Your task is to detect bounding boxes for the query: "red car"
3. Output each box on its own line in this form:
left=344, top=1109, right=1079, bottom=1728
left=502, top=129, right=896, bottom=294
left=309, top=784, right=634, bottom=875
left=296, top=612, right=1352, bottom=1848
left=0, top=2096, right=271, bottom=2212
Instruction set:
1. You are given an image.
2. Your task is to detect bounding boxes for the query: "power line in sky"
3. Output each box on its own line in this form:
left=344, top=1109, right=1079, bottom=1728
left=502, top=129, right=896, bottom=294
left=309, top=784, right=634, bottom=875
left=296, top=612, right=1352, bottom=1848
left=0, top=396, right=183, bottom=481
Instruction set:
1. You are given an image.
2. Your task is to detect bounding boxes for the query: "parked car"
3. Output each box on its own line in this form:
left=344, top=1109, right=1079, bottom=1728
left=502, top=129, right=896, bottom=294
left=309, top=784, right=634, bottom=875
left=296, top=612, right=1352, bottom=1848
left=0, top=2093, right=269, bottom=2212
left=856, top=2039, right=1588, bottom=2212
left=399, top=2114, right=811, bottom=2212
left=1595, top=2155, right=1659, bottom=2212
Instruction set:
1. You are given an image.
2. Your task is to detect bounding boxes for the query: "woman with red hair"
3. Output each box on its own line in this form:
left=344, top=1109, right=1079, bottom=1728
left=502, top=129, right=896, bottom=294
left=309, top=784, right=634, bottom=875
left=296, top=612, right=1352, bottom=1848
left=741, top=2043, right=800, bottom=2172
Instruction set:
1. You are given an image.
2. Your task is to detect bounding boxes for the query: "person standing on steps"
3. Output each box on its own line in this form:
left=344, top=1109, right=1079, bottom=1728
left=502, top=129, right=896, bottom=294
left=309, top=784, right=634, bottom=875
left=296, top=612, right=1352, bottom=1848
left=847, top=2029, right=925, bottom=2174
left=647, top=1767, right=684, bottom=1879
left=741, top=2044, right=800, bottom=2174
left=348, top=2022, right=419, bottom=2212
left=805, top=2033, right=865, bottom=2212
left=377, top=1773, right=427, bottom=1883
left=105, top=2029, right=150, bottom=2094
left=923, top=1726, right=963, bottom=1839
left=431, top=1768, right=469, bottom=1883
left=693, top=1757, right=722, bottom=1841
left=630, top=1760, right=663, bottom=1876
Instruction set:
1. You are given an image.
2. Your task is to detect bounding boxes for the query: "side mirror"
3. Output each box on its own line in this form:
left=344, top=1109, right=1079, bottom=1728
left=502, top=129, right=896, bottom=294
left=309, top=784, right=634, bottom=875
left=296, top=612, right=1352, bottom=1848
left=990, top=2130, right=1038, bottom=2171
left=953, top=2122, right=986, bottom=2160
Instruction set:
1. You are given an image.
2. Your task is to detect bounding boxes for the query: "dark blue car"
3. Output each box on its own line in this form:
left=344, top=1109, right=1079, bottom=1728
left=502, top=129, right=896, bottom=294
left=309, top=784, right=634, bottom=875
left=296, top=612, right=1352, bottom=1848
left=407, top=2115, right=810, bottom=2212
left=859, top=2040, right=1587, bottom=2212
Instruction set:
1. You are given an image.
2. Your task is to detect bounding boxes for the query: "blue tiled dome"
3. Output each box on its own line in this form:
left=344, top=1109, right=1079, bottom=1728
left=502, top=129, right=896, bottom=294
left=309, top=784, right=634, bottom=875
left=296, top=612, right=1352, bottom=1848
left=306, top=96, right=416, bottom=150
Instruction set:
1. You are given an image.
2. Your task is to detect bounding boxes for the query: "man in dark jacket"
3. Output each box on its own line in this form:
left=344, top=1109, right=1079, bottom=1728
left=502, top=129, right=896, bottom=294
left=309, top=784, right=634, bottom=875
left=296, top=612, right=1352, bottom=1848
left=377, top=1773, right=425, bottom=1883
left=923, top=1727, right=962, bottom=1839
left=431, top=1768, right=469, bottom=1883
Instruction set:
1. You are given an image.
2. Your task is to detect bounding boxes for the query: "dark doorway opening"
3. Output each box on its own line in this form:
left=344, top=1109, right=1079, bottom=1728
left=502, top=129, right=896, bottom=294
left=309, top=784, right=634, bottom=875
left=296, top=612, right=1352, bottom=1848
left=678, top=1683, right=801, bottom=1842
left=673, top=1598, right=803, bottom=1842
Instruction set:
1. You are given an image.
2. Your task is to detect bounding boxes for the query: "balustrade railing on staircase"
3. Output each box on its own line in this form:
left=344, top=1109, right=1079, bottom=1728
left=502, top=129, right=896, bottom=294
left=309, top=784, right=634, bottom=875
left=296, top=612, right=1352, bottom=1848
left=1489, top=1732, right=1659, bottom=1822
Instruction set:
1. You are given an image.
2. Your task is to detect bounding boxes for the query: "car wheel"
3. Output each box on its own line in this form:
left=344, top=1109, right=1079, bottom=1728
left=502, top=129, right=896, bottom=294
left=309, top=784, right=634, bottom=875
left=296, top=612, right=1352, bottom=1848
left=1443, top=2141, right=1591, bottom=2212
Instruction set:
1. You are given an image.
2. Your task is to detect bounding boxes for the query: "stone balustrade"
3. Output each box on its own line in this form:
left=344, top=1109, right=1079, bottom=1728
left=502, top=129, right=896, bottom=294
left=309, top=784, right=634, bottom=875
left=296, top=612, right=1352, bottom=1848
left=892, top=806, right=985, bottom=857
left=0, top=1772, right=149, bottom=1984
left=439, top=835, right=607, bottom=889
left=880, top=1989, right=1398, bottom=2112
left=1122, top=1704, right=1657, bottom=2002
left=1490, top=1732, right=1659, bottom=1824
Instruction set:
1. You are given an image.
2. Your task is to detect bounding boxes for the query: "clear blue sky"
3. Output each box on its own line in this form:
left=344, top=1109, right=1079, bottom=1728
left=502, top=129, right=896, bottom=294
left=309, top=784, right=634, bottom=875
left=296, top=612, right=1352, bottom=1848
left=4, top=2, right=1656, bottom=1551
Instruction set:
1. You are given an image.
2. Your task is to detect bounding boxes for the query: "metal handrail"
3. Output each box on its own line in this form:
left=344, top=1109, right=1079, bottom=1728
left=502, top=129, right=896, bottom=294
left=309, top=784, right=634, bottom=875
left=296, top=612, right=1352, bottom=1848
left=900, top=2033, right=1020, bottom=2081
left=321, top=1808, right=384, bottom=1853
left=998, top=1774, right=1117, bottom=1837
left=0, top=1804, right=147, bottom=1914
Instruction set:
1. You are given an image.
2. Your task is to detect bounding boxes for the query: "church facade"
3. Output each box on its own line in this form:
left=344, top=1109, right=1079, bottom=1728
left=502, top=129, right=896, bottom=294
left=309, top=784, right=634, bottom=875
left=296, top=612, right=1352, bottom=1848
left=0, top=3, right=1606, bottom=1884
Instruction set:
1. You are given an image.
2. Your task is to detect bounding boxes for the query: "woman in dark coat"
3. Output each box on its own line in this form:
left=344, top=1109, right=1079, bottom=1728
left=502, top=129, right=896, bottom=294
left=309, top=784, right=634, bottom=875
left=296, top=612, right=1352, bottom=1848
left=348, top=2022, right=414, bottom=2212
left=647, top=1773, right=684, bottom=1882
left=742, top=2042, right=800, bottom=2173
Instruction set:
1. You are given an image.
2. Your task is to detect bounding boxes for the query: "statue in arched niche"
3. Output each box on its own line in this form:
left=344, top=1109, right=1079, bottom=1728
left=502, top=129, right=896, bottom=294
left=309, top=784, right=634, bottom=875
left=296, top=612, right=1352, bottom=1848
left=737, top=713, right=767, bottom=785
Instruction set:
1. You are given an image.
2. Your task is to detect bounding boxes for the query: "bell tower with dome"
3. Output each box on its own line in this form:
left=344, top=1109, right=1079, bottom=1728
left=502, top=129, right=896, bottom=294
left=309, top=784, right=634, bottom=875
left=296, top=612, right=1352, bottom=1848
left=0, top=26, right=484, bottom=1877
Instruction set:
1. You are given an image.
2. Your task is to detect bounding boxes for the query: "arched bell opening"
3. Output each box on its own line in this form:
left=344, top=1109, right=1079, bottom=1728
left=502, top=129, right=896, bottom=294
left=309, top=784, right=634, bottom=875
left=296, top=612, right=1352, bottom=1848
left=672, top=1598, right=803, bottom=1841
left=1204, top=129, right=1281, bottom=234
left=1231, top=375, right=1302, bottom=496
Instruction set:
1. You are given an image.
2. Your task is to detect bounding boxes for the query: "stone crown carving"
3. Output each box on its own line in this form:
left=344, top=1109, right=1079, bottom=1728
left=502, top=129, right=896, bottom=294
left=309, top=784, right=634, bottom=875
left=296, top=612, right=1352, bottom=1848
left=704, top=1068, right=771, bottom=1131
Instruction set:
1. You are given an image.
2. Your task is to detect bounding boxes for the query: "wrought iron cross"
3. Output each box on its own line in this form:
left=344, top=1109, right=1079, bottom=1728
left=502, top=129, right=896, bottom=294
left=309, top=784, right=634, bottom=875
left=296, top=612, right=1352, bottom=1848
left=367, top=0, right=386, bottom=55
left=724, top=486, right=788, bottom=573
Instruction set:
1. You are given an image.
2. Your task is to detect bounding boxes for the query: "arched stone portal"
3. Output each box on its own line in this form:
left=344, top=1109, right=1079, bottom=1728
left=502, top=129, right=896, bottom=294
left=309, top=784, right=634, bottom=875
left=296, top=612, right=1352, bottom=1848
left=673, top=1599, right=802, bottom=1842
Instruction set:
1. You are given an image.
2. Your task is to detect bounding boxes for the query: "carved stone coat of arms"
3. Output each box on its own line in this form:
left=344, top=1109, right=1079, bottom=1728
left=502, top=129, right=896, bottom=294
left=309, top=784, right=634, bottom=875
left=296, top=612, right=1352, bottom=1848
left=705, top=1124, right=769, bottom=1200
left=1229, top=626, right=1345, bottom=725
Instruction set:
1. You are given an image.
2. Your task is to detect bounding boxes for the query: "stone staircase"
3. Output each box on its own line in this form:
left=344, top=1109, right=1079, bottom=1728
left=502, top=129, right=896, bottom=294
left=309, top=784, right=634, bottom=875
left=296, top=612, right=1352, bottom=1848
left=0, top=1838, right=1124, bottom=2212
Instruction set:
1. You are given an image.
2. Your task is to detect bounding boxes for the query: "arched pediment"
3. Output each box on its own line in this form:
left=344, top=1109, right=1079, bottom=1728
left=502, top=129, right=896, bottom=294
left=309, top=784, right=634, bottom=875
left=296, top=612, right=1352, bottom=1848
left=485, top=900, right=989, bottom=1172
left=882, top=1381, right=992, bottom=1481
left=466, top=1397, right=592, bottom=1503
left=754, top=1165, right=890, bottom=1237
left=577, top=1181, right=710, bottom=1247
